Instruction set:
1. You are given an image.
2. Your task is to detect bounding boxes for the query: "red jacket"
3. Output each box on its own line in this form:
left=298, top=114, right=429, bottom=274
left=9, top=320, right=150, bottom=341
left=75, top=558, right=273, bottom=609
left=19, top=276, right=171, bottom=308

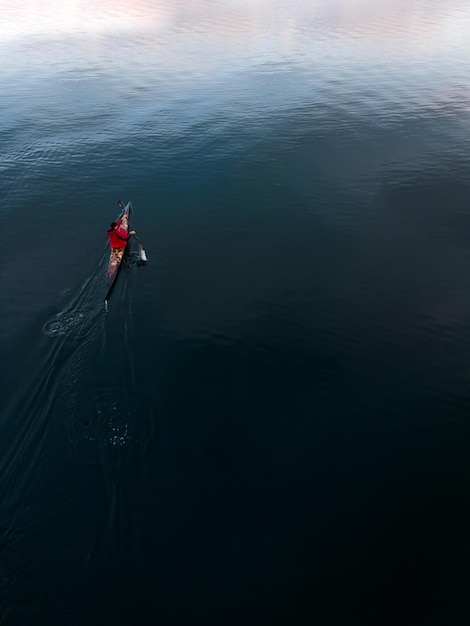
left=107, top=219, right=130, bottom=249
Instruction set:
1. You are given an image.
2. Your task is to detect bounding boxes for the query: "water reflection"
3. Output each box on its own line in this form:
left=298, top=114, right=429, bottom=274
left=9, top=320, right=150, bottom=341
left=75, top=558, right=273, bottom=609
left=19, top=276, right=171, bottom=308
left=2, top=0, right=469, bottom=119
left=0, top=0, right=171, bottom=40
left=2, top=0, right=469, bottom=54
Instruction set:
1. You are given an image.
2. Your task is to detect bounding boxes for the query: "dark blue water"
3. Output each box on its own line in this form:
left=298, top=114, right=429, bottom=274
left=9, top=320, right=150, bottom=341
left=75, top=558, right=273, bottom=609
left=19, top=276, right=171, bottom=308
left=1, top=1, right=470, bottom=624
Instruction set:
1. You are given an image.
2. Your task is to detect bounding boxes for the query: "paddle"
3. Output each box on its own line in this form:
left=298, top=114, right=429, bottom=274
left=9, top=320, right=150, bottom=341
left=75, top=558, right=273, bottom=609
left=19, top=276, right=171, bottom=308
left=134, top=234, right=148, bottom=262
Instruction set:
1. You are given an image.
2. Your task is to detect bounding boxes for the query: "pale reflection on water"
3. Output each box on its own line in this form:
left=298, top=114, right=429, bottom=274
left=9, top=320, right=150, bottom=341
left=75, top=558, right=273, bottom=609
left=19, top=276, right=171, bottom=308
left=2, top=0, right=469, bottom=56
left=2, top=0, right=469, bottom=124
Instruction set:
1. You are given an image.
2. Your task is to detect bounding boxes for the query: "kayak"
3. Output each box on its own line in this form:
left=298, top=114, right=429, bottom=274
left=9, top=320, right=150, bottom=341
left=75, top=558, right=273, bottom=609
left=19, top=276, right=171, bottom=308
left=104, top=201, right=132, bottom=305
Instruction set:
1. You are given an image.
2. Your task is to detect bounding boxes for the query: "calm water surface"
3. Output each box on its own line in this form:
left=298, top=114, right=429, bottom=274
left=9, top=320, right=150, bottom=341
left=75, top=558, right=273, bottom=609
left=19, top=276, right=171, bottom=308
left=1, top=1, right=470, bottom=624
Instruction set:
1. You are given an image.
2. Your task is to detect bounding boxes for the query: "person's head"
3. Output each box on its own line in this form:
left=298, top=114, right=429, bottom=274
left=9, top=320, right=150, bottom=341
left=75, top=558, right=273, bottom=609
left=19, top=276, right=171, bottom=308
left=110, top=221, right=118, bottom=229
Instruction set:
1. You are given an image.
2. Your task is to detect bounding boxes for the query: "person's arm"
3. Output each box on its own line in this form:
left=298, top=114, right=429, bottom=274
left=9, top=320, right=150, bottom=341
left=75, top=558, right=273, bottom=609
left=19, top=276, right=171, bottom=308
left=115, top=229, right=136, bottom=241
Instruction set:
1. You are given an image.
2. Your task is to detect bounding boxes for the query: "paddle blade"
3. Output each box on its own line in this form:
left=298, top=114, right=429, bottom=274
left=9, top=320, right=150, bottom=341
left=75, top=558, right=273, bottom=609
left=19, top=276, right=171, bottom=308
left=140, top=248, right=148, bottom=262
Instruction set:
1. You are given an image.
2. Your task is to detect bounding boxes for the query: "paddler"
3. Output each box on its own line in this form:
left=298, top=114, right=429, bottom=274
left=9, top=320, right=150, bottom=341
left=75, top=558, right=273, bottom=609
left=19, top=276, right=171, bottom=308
left=107, top=214, right=136, bottom=250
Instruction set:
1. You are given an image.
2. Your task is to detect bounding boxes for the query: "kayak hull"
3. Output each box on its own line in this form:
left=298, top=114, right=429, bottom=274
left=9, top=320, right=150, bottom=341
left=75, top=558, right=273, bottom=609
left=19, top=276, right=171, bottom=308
left=104, top=203, right=131, bottom=303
